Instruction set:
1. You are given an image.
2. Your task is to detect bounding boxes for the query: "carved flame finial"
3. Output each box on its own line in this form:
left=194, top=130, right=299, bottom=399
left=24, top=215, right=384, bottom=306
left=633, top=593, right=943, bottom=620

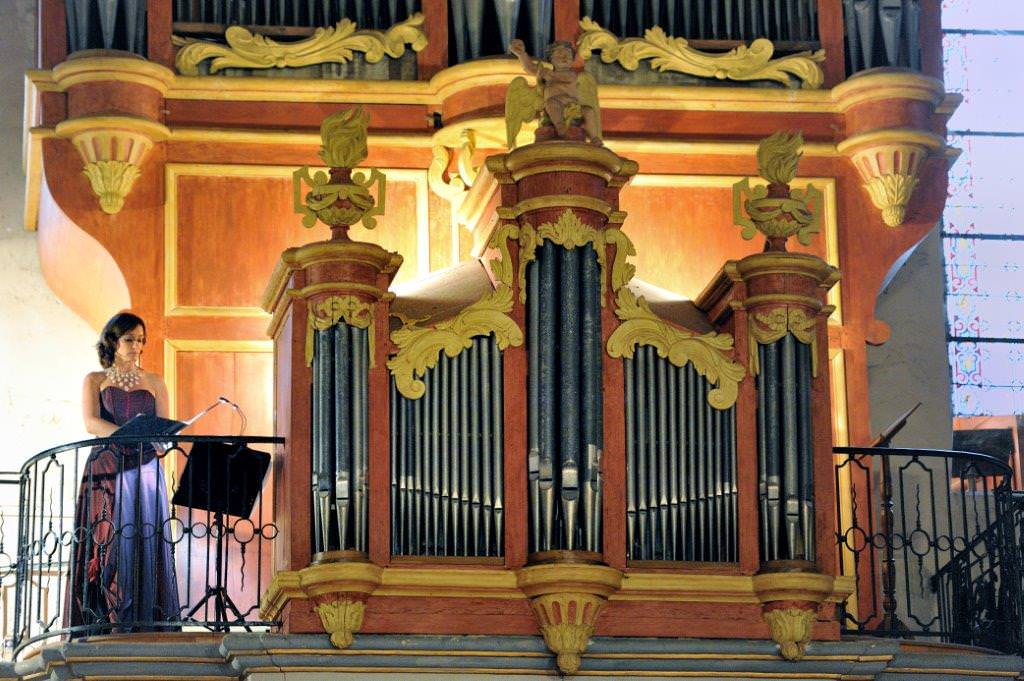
left=756, top=131, right=803, bottom=187
left=294, top=106, right=386, bottom=240
left=733, top=130, right=821, bottom=252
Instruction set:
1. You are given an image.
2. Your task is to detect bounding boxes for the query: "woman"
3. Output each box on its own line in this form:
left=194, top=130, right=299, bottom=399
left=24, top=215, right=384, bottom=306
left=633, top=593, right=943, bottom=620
left=68, top=312, right=180, bottom=634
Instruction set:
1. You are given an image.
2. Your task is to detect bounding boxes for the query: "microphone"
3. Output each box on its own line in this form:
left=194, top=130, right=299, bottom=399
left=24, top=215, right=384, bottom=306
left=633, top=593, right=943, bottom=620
left=219, top=396, right=248, bottom=436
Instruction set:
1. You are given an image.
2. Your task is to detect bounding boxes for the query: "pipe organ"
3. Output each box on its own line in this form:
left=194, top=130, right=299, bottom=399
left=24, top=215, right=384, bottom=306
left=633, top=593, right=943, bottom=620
left=756, top=335, right=815, bottom=563
left=526, top=244, right=605, bottom=555
left=262, top=113, right=847, bottom=671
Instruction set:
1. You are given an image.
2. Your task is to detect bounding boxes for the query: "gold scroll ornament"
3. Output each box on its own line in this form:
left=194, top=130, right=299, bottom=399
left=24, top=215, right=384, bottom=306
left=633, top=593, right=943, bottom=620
left=607, top=288, right=745, bottom=410
left=577, top=18, right=825, bottom=89
left=516, top=209, right=634, bottom=307
left=748, top=307, right=819, bottom=377
left=305, top=295, right=375, bottom=367
left=387, top=286, right=524, bottom=400
left=173, top=13, right=427, bottom=75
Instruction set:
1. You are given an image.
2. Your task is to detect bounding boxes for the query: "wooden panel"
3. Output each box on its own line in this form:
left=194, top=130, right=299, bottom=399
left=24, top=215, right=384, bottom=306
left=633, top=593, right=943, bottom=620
left=167, top=165, right=430, bottom=316
left=619, top=175, right=836, bottom=301
left=164, top=341, right=275, bottom=622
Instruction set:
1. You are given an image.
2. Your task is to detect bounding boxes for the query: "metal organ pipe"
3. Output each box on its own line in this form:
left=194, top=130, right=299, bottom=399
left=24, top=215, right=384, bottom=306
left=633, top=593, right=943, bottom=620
left=526, top=244, right=604, bottom=555
left=310, top=321, right=369, bottom=555
left=389, top=336, right=505, bottom=557
left=624, top=355, right=738, bottom=563
left=756, top=334, right=815, bottom=563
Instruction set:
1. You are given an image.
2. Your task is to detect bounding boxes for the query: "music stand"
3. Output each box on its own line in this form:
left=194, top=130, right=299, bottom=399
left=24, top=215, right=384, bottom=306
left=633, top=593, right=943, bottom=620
left=112, top=414, right=185, bottom=438
left=172, top=442, right=270, bottom=629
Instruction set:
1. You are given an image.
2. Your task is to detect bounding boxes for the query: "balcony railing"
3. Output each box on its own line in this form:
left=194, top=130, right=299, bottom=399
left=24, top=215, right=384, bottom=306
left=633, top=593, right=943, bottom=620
left=44, top=0, right=942, bottom=84
left=834, top=446, right=1023, bottom=655
left=10, top=434, right=282, bottom=658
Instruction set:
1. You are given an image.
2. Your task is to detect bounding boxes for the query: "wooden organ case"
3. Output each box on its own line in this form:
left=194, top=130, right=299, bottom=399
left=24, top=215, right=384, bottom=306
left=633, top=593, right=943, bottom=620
left=260, top=111, right=853, bottom=673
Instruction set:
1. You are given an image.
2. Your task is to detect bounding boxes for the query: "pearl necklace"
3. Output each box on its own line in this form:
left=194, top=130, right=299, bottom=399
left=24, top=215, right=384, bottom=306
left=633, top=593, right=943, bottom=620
left=106, top=363, right=141, bottom=391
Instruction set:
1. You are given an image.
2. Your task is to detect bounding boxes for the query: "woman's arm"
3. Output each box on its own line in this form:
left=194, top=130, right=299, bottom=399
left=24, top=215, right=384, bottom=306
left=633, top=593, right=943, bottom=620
left=82, top=373, right=118, bottom=437
left=153, top=375, right=170, bottom=419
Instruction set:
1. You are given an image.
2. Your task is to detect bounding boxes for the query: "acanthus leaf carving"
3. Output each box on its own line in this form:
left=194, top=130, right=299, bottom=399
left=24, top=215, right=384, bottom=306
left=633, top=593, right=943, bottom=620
left=387, top=285, right=523, bottom=400
left=577, top=18, right=825, bottom=89
left=173, top=13, right=428, bottom=75
left=607, top=288, right=745, bottom=410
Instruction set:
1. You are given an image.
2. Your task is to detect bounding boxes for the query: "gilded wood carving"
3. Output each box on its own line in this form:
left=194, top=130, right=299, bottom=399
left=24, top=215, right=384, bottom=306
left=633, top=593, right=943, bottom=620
left=387, top=286, right=523, bottom=400
left=733, top=131, right=822, bottom=249
left=577, top=18, right=825, bottom=89
left=748, top=307, right=819, bottom=377
left=607, top=288, right=745, bottom=410
left=306, top=295, right=376, bottom=367
left=173, top=13, right=428, bottom=75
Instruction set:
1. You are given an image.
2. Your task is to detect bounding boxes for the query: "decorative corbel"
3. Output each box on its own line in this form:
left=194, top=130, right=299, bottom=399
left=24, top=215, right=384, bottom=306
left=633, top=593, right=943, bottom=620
left=55, top=116, right=169, bottom=214
left=837, top=129, right=945, bottom=227
left=518, top=562, right=623, bottom=675
left=752, top=569, right=841, bottom=661
left=261, top=560, right=382, bottom=651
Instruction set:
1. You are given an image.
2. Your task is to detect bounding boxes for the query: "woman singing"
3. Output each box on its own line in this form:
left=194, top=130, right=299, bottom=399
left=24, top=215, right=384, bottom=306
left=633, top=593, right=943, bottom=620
left=67, top=312, right=179, bottom=634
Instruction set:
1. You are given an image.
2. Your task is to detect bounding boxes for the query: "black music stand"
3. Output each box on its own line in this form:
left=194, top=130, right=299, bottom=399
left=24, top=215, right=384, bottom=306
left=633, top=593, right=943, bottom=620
left=172, top=441, right=270, bottom=629
left=112, top=414, right=185, bottom=438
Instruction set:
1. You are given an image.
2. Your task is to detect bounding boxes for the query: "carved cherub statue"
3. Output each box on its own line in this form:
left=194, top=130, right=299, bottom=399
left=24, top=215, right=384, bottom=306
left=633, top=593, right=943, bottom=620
left=505, top=38, right=602, bottom=148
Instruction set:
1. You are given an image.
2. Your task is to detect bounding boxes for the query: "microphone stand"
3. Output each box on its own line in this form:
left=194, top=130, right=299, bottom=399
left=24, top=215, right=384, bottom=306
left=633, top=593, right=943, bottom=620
left=179, top=396, right=250, bottom=631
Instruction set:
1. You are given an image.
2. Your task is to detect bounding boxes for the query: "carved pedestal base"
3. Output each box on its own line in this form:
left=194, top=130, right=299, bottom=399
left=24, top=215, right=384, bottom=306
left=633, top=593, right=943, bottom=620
left=314, top=596, right=367, bottom=649
left=261, top=559, right=382, bottom=650
left=752, top=565, right=840, bottom=661
left=518, top=562, right=622, bottom=674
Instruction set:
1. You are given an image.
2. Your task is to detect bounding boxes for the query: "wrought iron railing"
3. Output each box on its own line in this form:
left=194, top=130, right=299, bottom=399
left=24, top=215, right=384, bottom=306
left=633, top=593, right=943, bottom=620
left=834, top=446, right=1021, bottom=653
left=11, top=435, right=281, bottom=658
left=1, top=471, right=18, bottom=656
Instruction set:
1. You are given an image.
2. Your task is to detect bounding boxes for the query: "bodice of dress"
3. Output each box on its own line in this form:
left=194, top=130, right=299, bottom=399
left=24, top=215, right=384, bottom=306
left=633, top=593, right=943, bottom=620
left=100, top=387, right=156, bottom=427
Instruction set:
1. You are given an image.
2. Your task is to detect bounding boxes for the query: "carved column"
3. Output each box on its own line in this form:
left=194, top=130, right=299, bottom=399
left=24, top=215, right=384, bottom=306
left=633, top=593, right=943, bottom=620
left=722, top=133, right=842, bottom=660
left=486, top=141, right=636, bottom=673
left=260, top=109, right=400, bottom=646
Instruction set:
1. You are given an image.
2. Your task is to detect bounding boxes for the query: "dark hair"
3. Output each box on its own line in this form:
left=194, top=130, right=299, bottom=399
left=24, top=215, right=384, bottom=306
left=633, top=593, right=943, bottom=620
left=97, top=312, right=146, bottom=368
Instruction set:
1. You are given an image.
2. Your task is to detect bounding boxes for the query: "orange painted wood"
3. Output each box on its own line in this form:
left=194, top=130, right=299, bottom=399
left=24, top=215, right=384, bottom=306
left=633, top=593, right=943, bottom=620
left=39, top=0, right=67, bottom=68
left=732, top=311, right=762, bottom=574
left=147, top=0, right=174, bottom=68
left=554, top=0, right=581, bottom=42
left=817, top=0, right=847, bottom=88
left=278, top=295, right=314, bottom=572
left=165, top=100, right=432, bottom=132
left=66, top=82, right=163, bottom=120
left=601, top=244, right=626, bottom=569
left=502, top=239, right=528, bottom=568
left=368, top=299, right=393, bottom=565
left=920, top=0, right=944, bottom=80
left=362, top=596, right=538, bottom=634
left=619, top=183, right=831, bottom=300
left=812, top=316, right=838, bottom=575
left=417, top=0, right=449, bottom=78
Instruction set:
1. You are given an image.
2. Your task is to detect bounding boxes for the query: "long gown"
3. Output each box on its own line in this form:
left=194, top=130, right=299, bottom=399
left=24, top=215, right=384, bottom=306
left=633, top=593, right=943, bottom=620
left=67, top=387, right=180, bottom=634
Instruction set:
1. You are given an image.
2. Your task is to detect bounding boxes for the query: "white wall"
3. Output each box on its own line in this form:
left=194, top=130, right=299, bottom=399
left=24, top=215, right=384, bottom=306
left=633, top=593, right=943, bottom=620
left=868, top=228, right=953, bottom=448
left=0, top=0, right=96, bottom=517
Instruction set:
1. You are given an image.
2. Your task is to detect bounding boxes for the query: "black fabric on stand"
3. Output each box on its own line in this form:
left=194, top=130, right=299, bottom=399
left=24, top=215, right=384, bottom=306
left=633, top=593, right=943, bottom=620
left=172, top=442, right=270, bottom=519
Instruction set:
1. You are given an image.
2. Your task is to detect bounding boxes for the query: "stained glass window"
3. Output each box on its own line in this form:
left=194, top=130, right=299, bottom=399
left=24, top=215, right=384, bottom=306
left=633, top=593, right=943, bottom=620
left=943, top=8, right=1024, bottom=416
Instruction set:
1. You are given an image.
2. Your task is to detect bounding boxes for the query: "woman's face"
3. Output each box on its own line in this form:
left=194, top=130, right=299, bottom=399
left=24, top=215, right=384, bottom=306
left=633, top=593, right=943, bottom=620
left=115, top=325, right=146, bottom=366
